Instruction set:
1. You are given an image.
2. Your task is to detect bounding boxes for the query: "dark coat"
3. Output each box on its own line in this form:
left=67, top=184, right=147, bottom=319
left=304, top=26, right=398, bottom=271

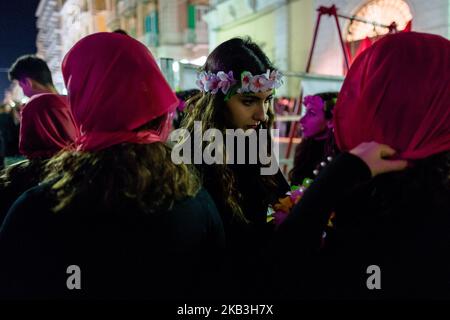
left=0, top=185, right=225, bottom=300
left=275, top=153, right=450, bottom=299
left=199, top=161, right=290, bottom=298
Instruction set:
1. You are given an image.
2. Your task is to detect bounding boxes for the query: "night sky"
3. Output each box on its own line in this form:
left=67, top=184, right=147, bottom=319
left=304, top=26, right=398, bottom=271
left=0, top=0, right=41, bottom=102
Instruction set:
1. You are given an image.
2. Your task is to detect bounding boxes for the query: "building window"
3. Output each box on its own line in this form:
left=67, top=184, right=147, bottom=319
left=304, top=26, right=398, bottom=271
left=188, top=4, right=196, bottom=29
left=144, top=11, right=159, bottom=46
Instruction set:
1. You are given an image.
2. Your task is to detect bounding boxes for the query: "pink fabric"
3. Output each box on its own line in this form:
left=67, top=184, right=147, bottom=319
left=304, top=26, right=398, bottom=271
left=61, top=32, right=178, bottom=151
left=19, top=93, right=79, bottom=159
left=355, top=37, right=373, bottom=60
left=334, top=32, right=450, bottom=160
left=346, top=37, right=374, bottom=66
left=402, top=20, right=412, bottom=32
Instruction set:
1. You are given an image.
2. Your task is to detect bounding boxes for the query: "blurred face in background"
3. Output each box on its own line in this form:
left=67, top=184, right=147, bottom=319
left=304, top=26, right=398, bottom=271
left=17, top=78, right=34, bottom=98
left=299, top=100, right=328, bottom=139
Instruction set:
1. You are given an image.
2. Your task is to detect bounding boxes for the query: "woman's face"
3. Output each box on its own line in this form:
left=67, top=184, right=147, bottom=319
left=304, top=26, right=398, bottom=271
left=225, top=90, right=273, bottom=130
left=299, top=101, right=328, bottom=139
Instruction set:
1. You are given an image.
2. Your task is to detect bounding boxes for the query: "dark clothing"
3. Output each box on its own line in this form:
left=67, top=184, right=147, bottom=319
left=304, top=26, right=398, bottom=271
left=290, top=138, right=327, bottom=186
left=0, top=159, right=45, bottom=226
left=199, top=162, right=289, bottom=298
left=223, top=165, right=289, bottom=251
left=0, top=113, right=19, bottom=157
left=0, top=134, right=4, bottom=170
left=0, top=185, right=225, bottom=299
left=275, top=153, right=450, bottom=299
left=290, top=137, right=338, bottom=186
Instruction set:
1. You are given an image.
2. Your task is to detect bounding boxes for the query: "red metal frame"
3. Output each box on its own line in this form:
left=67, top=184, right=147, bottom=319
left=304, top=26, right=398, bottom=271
left=282, top=5, right=399, bottom=174
left=284, top=5, right=350, bottom=173
left=306, top=5, right=350, bottom=73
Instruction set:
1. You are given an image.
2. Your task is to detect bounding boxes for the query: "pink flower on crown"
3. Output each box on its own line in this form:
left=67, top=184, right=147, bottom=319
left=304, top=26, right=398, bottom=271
left=196, top=71, right=206, bottom=92
left=217, top=71, right=237, bottom=95
left=204, top=73, right=220, bottom=94
left=250, top=74, right=271, bottom=93
left=238, top=71, right=253, bottom=93
left=269, top=70, right=283, bottom=89
left=303, top=95, right=325, bottom=110
left=196, top=70, right=236, bottom=94
left=196, top=71, right=213, bottom=92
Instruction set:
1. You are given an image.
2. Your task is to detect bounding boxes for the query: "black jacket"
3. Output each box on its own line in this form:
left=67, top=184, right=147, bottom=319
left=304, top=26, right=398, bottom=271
left=0, top=159, right=46, bottom=226
left=0, top=185, right=225, bottom=300
left=275, top=153, right=450, bottom=299
left=199, top=161, right=289, bottom=298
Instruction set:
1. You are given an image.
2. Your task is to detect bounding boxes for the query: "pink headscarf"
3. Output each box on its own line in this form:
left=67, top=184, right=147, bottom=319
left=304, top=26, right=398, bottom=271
left=19, top=93, right=79, bottom=159
left=61, top=32, right=178, bottom=151
left=334, top=32, right=450, bottom=160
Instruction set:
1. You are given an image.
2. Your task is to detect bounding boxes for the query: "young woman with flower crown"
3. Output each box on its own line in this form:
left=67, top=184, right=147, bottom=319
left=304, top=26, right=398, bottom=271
left=181, top=37, right=289, bottom=298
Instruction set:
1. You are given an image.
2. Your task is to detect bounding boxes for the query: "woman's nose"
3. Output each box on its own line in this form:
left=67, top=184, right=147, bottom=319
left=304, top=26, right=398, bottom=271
left=253, top=104, right=266, bottom=122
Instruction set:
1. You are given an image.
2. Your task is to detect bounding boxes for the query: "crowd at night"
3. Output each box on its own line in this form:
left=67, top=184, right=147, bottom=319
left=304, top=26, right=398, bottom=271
left=0, top=0, right=449, bottom=313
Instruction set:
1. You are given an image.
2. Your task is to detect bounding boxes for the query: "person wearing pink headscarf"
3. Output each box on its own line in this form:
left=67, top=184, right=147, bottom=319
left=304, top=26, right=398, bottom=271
left=0, top=32, right=224, bottom=299
left=274, top=32, right=450, bottom=299
left=0, top=93, right=78, bottom=226
left=19, top=93, right=78, bottom=158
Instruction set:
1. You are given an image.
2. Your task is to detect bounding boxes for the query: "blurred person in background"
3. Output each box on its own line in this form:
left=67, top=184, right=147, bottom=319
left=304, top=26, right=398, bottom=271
left=289, top=92, right=339, bottom=186
left=0, top=94, right=78, bottom=226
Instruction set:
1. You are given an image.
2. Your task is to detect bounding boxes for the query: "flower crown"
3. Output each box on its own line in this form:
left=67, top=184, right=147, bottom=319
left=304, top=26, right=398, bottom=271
left=303, top=95, right=338, bottom=113
left=303, top=95, right=325, bottom=109
left=196, top=69, right=283, bottom=100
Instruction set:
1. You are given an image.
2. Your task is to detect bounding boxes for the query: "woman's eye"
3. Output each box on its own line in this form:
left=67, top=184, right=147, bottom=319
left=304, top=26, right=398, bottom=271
left=242, top=100, right=253, bottom=106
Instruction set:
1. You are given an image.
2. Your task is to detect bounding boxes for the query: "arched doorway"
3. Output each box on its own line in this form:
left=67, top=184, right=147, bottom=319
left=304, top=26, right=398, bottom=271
left=345, top=0, right=413, bottom=65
